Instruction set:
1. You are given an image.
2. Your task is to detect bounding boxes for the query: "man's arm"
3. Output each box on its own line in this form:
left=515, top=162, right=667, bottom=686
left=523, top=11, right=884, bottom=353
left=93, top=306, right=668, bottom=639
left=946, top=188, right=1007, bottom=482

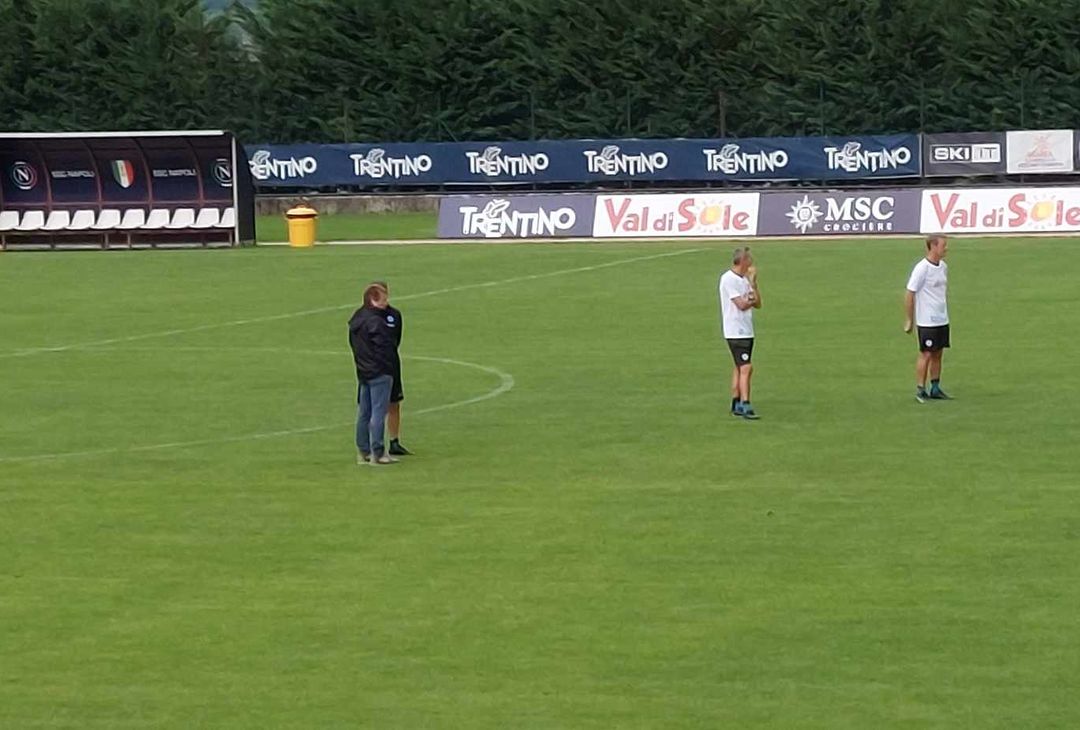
left=722, top=277, right=752, bottom=311
left=368, top=318, right=398, bottom=374
left=748, top=267, right=762, bottom=309
left=904, top=263, right=924, bottom=333
left=732, top=294, right=754, bottom=311
left=391, top=307, right=403, bottom=347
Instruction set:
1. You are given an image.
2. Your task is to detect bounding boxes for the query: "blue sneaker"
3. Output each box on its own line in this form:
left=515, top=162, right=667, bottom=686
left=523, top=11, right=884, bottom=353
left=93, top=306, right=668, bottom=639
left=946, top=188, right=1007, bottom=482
left=929, top=387, right=951, bottom=400
left=740, top=404, right=760, bottom=420
left=915, top=388, right=929, bottom=403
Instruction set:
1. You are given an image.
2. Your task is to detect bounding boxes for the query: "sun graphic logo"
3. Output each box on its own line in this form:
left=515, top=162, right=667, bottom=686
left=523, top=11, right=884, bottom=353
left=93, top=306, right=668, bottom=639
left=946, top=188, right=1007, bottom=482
left=698, top=202, right=725, bottom=226
left=1022, top=193, right=1059, bottom=229
left=786, top=195, right=823, bottom=233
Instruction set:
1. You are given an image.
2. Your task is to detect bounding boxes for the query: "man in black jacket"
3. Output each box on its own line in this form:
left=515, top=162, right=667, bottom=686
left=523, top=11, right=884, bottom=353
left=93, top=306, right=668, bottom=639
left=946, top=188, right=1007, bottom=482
left=348, top=284, right=400, bottom=465
left=373, top=281, right=411, bottom=456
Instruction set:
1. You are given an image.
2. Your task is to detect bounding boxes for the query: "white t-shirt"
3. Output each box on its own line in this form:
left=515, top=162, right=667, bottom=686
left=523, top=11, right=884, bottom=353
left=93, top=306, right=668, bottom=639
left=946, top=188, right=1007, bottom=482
left=906, top=258, right=949, bottom=327
left=719, top=270, right=754, bottom=338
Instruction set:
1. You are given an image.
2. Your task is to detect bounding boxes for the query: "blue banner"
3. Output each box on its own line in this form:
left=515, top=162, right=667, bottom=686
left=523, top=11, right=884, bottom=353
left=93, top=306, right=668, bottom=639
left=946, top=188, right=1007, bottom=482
left=698, top=135, right=920, bottom=181
left=246, top=134, right=922, bottom=188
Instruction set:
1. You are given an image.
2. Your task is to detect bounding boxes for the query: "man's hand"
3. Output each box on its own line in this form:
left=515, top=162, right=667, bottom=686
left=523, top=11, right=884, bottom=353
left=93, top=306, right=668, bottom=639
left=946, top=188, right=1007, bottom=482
left=747, top=265, right=758, bottom=283
left=903, top=318, right=913, bottom=334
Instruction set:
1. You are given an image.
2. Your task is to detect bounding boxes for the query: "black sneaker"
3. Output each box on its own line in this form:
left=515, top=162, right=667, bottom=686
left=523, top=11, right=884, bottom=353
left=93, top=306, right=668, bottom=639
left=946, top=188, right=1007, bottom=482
left=740, top=406, right=760, bottom=420
left=929, top=388, right=951, bottom=400
left=915, top=389, right=929, bottom=403
left=388, top=440, right=412, bottom=456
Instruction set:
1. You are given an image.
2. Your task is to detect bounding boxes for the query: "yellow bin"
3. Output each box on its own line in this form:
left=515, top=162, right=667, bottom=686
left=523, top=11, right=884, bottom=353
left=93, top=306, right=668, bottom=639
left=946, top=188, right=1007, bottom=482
left=285, top=203, right=318, bottom=247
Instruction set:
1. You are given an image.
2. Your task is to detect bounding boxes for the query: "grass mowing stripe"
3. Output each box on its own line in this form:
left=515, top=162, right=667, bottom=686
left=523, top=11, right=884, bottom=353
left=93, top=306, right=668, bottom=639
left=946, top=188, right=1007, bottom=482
left=0, top=351, right=514, bottom=463
left=0, top=247, right=702, bottom=359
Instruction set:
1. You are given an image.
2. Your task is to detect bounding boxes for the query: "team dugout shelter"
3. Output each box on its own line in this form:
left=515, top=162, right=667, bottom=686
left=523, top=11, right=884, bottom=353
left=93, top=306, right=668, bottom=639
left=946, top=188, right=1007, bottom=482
left=0, top=130, right=255, bottom=249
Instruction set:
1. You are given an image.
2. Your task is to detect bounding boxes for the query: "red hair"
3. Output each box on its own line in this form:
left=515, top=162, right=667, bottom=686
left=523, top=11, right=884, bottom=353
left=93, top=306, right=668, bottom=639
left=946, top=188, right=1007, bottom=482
left=363, top=285, right=384, bottom=306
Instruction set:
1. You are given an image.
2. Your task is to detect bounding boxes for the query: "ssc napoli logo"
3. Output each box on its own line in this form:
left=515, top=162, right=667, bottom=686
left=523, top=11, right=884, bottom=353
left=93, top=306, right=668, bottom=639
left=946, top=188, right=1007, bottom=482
left=741, top=353, right=750, bottom=361
left=212, top=158, right=233, bottom=187
left=925, top=339, right=933, bottom=347
left=10, top=161, right=38, bottom=191
left=386, top=315, right=395, bottom=323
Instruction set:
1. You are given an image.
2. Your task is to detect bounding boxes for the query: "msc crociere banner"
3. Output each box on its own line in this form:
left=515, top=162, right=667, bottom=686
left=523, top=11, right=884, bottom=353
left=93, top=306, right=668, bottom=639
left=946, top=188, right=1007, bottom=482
left=758, top=189, right=921, bottom=236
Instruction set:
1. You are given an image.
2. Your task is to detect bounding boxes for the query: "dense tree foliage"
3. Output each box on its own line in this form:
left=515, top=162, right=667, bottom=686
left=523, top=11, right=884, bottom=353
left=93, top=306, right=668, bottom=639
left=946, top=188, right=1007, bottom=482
left=3, top=0, right=1078, bottom=142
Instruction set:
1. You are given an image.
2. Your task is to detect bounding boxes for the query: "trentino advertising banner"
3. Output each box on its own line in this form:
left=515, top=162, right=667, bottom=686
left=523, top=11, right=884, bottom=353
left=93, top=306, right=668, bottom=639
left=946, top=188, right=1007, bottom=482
left=436, top=194, right=595, bottom=238
left=246, top=134, right=922, bottom=188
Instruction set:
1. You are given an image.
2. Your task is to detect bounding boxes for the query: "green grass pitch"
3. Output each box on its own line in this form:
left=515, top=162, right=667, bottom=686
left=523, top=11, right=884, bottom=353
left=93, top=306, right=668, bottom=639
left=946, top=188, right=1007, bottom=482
left=2, top=236, right=1079, bottom=728
left=257, top=211, right=436, bottom=242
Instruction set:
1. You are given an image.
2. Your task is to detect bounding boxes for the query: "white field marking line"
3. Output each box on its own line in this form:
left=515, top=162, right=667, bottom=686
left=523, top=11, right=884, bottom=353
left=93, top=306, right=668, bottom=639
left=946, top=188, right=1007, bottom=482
left=263, top=231, right=1080, bottom=245
left=0, top=351, right=514, bottom=464
left=261, top=238, right=738, bottom=246
left=1, top=247, right=702, bottom=359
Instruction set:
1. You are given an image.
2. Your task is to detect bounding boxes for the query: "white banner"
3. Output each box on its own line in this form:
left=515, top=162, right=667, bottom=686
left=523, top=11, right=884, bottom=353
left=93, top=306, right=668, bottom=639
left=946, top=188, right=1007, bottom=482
left=592, top=193, right=760, bottom=237
left=921, top=187, right=1080, bottom=233
left=1006, top=130, right=1075, bottom=174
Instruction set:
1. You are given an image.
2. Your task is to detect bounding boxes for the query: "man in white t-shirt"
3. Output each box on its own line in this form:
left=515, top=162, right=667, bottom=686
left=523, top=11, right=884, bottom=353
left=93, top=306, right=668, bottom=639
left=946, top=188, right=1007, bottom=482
left=904, top=234, right=951, bottom=402
left=718, top=247, right=762, bottom=419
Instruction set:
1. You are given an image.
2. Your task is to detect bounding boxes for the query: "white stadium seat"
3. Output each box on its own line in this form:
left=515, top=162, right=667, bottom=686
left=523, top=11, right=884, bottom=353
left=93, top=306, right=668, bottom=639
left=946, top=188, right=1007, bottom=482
left=16, top=210, right=45, bottom=231
left=118, top=209, right=146, bottom=229
left=91, top=210, right=121, bottom=230
left=192, top=208, right=220, bottom=229
left=43, top=211, right=71, bottom=231
left=0, top=211, right=19, bottom=231
left=217, top=207, right=235, bottom=229
left=166, top=208, right=196, bottom=229
left=68, top=210, right=96, bottom=230
left=142, top=209, right=170, bottom=229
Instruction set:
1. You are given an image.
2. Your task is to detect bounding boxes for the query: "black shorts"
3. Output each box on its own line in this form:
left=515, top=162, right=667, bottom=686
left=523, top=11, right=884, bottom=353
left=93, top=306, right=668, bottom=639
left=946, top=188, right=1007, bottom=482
left=390, top=369, right=404, bottom=403
left=917, top=325, right=950, bottom=352
left=727, top=338, right=754, bottom=366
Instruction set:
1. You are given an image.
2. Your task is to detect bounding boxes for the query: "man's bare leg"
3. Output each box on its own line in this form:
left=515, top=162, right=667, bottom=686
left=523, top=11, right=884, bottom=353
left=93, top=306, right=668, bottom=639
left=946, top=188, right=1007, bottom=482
left=915, top=351, right=931, bottom=401
left=388, top=401, right=401, bottom=441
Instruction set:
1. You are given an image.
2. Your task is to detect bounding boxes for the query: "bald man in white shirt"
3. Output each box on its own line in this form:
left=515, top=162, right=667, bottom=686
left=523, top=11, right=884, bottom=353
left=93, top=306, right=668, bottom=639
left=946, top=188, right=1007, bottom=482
left=904, top=235, right=951, bottom=403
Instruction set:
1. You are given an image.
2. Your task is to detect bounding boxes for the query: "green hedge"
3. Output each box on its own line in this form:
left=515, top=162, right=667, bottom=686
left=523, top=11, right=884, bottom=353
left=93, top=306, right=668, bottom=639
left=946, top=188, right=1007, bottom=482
left=3, top=0, right=1079, bottom=142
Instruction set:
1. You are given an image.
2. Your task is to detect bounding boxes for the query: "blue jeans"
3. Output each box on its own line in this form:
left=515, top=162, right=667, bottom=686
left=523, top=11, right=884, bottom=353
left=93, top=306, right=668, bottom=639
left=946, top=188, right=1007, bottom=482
left=356, top=374, right=393, bottom=457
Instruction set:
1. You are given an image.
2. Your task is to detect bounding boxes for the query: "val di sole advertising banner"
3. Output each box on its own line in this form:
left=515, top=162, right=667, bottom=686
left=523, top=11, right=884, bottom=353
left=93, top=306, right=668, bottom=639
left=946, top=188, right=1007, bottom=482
left=246, top=134, right=921, bottom=188
left=921, top=187, right=1080, bottom=233
left=757, top=189, right=922, bottom=236
left=923, top=132, right=1007, bottom=177
left=592, top=193, right=760, bottom=238
left=436, top=194, right=595, bottom=238
left=1006, top=130, right=1075, bottom=174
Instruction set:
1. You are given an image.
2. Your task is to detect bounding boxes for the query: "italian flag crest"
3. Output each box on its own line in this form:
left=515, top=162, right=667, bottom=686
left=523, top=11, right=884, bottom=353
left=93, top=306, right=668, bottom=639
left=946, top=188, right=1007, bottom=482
left=111, top=160, right=135, bottom=189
